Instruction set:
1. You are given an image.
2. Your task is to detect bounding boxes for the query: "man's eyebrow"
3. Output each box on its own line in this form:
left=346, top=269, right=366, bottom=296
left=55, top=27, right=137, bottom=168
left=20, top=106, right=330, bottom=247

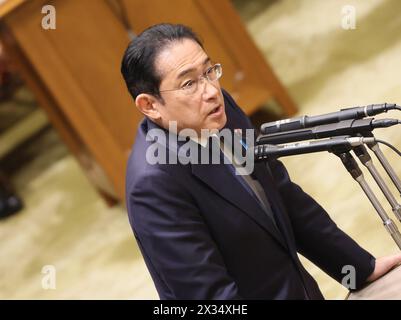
left=176, top=57, right=211, bottom=79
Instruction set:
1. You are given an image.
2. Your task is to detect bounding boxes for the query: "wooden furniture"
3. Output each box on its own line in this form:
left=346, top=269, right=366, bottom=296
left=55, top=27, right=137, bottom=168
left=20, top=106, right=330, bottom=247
left=0, top=0, right=297, bottom=203
left=346, top=266, right=401, bottom=300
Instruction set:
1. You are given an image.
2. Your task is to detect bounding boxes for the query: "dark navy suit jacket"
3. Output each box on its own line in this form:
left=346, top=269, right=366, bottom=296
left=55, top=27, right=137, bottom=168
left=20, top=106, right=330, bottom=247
left=126, top=90, right=375, bottom=299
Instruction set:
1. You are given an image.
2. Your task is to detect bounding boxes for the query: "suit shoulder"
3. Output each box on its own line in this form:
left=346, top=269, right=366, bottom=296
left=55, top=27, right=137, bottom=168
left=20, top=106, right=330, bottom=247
left=126, top=142, right=191, bottom=197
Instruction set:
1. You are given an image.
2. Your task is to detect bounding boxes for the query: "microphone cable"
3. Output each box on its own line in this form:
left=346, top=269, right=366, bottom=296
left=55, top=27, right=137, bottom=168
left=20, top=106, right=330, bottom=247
left=375, top=139, right=401, bottom=157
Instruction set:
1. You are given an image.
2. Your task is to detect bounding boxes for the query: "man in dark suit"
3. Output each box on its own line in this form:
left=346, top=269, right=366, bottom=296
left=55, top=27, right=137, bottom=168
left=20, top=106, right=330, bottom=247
left=121, top=23, right=401, bottom=299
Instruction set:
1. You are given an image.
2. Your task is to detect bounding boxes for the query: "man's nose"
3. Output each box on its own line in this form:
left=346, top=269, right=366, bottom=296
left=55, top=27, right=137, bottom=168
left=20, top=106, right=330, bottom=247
left=200, top=77, right=219, bottom=100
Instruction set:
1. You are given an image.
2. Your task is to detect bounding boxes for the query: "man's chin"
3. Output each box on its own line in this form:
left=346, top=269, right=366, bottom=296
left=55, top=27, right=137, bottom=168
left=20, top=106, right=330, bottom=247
left=217, top=113, right=227, bottom=130
left=195, top=111, right=227, bottom=133
left=204, top=121, right=227, bottom=131
left=207, top=117, right=227, bottom=132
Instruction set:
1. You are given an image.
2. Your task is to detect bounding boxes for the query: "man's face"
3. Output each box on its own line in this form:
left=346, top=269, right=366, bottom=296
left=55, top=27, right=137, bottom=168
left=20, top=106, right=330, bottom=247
left=153, top=39, right=227, bottom=134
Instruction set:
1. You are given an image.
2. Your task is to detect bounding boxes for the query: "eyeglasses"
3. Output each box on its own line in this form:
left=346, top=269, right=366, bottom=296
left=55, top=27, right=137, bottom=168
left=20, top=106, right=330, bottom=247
left=159, top=63, right=222, bottom=95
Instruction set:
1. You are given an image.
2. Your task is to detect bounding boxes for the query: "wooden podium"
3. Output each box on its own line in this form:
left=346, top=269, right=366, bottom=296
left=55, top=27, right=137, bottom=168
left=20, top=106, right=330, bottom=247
left=347, top=266, right=401, bottom=300
left=0, top=0, right=297, bottom=203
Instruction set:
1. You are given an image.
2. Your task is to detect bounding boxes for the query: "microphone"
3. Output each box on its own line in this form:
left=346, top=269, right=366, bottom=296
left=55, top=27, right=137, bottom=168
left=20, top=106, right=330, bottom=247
left=254, top=136, right=375, bottom=160
left=256, top=118, right=399, bottom=145
left=260, top=103, right=400, bottom=134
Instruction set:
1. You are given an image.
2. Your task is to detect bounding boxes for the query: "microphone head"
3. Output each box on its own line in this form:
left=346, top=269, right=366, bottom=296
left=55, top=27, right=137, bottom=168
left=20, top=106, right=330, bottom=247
left=260, top=116, right=306, bottom=134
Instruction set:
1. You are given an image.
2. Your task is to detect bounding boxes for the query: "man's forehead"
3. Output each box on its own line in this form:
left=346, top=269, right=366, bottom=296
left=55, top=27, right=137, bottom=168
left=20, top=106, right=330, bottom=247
left=156, top=39, right=208, bottom=79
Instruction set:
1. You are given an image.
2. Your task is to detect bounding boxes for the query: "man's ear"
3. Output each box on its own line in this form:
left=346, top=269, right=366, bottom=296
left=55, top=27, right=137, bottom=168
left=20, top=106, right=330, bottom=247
left=135, top=93, right=162, bottom=121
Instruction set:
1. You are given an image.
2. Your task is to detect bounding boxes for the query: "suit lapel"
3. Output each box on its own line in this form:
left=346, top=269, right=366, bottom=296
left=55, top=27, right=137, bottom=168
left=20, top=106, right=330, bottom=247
left=252, top=162, right=299, bottom=255
left=226, top=109, right=299, bottom=257
left=191, top=161, right=287, bottom=249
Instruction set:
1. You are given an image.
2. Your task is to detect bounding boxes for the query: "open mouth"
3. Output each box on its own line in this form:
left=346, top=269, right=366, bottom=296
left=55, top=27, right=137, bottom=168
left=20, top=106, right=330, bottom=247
left=208, top=105, right=222, bottom=115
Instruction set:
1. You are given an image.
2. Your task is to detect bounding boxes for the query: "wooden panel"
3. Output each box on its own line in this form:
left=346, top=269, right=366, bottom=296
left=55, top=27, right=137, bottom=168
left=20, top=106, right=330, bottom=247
left=0, top=0, right=26, bottom=18
left=198, top=0, right=298, bottom=116
left=3, top=0, right=139, bottom=199
left=0, top=23, right=84, bottom=158
left=347, top=266, right=401, bottom=300
left=0, top=24, right=118, bottom=201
